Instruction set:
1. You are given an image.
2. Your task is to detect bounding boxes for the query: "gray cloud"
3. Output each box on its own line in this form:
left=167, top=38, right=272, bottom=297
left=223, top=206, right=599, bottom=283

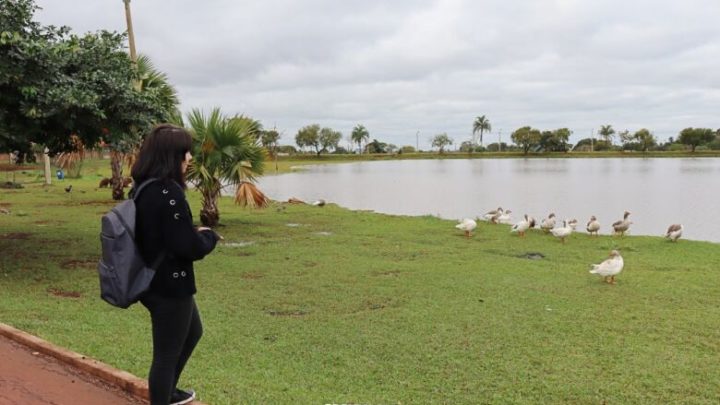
left=35, top=0, right=720, bottom=149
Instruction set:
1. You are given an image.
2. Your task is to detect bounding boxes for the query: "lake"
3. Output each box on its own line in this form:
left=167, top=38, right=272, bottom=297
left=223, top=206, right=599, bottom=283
left=255, top=158, right=720, bottom=242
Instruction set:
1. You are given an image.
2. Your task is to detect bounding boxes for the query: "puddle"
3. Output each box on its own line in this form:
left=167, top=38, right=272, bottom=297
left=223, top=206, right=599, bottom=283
left=223, top=241, right=255, bottom=247
left=314, top=231, right=332, bottom=236
left=519, top=252, right=545, bottom=260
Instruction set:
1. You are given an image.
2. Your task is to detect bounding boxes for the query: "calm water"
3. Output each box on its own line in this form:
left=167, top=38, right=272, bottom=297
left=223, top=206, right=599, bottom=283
left=255, top=158, right=720, bottom=242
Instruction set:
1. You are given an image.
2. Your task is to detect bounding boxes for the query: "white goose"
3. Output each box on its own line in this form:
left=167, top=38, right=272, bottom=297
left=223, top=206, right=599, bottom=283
left=665, top=224, right=683, bottom=242
left=496, top=210, right=513, bottom=225
left=540, top=213, right=556, bottom=233
left=586, top=215, right=600, bottom=236
left=589, top=250, right=624, bottom=284
left=511, top=214, right=531, bottom=237
left=550, top=220, right=573, bottom=243
left=455, top=218, right=477, bottom=238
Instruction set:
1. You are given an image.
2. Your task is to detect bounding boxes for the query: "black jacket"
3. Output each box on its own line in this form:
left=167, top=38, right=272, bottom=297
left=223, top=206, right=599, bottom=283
left=134, top=179, right=219, bottom=298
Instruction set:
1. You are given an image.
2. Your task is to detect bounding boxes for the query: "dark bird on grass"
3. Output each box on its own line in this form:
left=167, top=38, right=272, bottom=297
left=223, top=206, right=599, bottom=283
left=64, top=185, right=73, bottom=193
left=612, top=211, right=632, bottom=236
left=311, top=199, right=326, bottom=207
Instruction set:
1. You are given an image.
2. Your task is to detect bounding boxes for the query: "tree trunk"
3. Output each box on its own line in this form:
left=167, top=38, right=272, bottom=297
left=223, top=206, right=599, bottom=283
left=200, top=183, right=221, bottom=227
left=110, top=150, right=125, bottom=200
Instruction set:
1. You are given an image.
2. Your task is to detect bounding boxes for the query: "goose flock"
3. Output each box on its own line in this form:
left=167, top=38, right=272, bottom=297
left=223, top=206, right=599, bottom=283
left=456, top=207, right=685, bottom=285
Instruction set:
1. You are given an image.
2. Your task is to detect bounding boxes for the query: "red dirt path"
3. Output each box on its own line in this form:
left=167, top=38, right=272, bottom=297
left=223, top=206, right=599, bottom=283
left=0, top=335, right=144, bottom=405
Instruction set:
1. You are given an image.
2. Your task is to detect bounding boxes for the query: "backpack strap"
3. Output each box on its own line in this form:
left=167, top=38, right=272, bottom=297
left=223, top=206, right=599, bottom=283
left=130, top=177, right=159, bottom=200
left=129, top=177, right=166, bottom=270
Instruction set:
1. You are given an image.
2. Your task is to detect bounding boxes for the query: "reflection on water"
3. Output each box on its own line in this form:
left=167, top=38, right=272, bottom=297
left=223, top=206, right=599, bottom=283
left=255, top=158, right=720, bottom=242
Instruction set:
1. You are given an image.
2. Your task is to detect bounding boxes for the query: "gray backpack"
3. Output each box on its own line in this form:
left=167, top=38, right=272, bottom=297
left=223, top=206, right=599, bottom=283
left=98, top=178, right=163, bottom=308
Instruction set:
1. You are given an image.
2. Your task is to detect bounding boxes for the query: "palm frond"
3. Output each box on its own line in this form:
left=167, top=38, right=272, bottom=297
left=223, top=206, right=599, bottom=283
left=235, top=181, right=269, bottom=208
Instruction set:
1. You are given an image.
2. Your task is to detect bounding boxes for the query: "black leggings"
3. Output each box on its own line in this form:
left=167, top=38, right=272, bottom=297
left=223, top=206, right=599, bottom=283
left=141, top=292, right=203, bottom=405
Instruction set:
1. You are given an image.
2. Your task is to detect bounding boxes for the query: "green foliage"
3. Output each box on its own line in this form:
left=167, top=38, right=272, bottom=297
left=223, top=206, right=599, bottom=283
left=185, top=108, right=266, bottom=225
left=472, top=115, right=491, bottom=146
left=260, top=129, right=280, bottom=155
left=365, top=138, right=388, bottom=154
left=350, top=124, right=370, bottom=153
left=510, top=126, right=541, bottom=154
left=295, top=124, right=321, bottom=155
left=485, top=142, right=509, bottom=152
left=598, top=124, right=615, bottom=144
left=400, top=145, right=416, bottom=153
left=539, top=128, right=571, bottom=152
left=632, top=128, right=657, bottom=152
left=678, top=127, right=715, bottom=152
left=0, top=0, right=168, bottom=156
left=319, top=127, right=342, bottom=153
left=573, top=138, right=612, bottom=152
left=431, top=133, right=453, bottom=153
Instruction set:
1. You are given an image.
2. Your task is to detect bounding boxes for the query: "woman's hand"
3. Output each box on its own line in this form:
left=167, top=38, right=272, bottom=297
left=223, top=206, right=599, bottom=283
left=198, top=226, right=224, bottom=240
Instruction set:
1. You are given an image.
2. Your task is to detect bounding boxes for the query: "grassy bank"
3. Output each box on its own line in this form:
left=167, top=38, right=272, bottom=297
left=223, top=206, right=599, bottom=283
left=1, top=168, right=720, bottom=404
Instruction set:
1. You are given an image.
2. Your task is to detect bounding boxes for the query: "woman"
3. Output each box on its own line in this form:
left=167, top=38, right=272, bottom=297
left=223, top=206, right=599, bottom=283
left=131, top=124, right=221, bottom=405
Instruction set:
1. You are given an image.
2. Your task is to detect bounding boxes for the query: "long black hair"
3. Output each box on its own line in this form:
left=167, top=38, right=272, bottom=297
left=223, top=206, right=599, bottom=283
left=131, top=124, right=193, bottom=189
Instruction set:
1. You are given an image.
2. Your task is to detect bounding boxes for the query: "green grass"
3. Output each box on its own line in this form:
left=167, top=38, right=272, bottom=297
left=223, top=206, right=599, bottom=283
left=1, top=163, right=720, bottom=404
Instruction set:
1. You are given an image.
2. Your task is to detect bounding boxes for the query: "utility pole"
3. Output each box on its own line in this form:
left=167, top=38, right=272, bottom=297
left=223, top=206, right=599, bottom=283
left=123, top=0, right=137, bottom=63
left=590, top=128, right=594, bottom=152
left=416, top=130, right=419, bottom=152
left=498, top=129, right=502, bottom=152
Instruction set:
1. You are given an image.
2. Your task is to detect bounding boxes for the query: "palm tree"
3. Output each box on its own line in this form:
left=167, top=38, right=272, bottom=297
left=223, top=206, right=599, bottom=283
left=350, top=124, right=370, bottom=154
left=598, top=124, right=615, bottom=145
left=185, top=108, right=267, bottom=227
left=473, top=115, right=492, bottom=147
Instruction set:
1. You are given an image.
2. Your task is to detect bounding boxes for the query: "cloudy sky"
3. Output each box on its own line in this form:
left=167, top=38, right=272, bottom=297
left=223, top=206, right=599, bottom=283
left=35, top=0, right=720, bottom=149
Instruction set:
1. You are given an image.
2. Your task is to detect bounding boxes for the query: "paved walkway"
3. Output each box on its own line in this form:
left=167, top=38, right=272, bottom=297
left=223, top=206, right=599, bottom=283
left=0, top=334, right=144, bottom=404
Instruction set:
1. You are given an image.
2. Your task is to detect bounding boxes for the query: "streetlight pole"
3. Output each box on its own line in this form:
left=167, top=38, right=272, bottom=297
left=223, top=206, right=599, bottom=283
left=416, top=130, right=419, bottom=152
left=590, top=128, right=594, bottom=152
left=498, top=129, right=502, bottom=152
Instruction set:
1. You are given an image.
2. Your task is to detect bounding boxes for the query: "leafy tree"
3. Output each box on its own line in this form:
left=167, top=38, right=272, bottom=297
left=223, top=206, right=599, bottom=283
left=431, top=133, right=453, bottom=154
left=350, top=124, right=369, bottom=154
left=633, top=128, right=657, bottom=152
left=472, top=115, right=491, bottom=146
left=678, top=127, right=715, bottom=152
left=574, top=138, right=611, bottom=152
left=1, top=0, right=168, bottom=197
left=539, top=128, right=571, bottom=152
left=598, top=124, right=615, bottom=144
left=400, top=145, right=416, bottom=153
left=485, top=142, right=509, bottom=152
left=185, top=108, right=266, bottom=227
left=618, top=129, right=633, bottom=145
left=319, top=127, right=342, bottom=153
left=365, top=139, right=388, bottom=154
left=295, top=124, right=321, bottom=155
left=510, top=126, right=541, bottom=154
left=260, top=129, right=280, bottom=156
left=277, top=145, right=297, bottom=154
